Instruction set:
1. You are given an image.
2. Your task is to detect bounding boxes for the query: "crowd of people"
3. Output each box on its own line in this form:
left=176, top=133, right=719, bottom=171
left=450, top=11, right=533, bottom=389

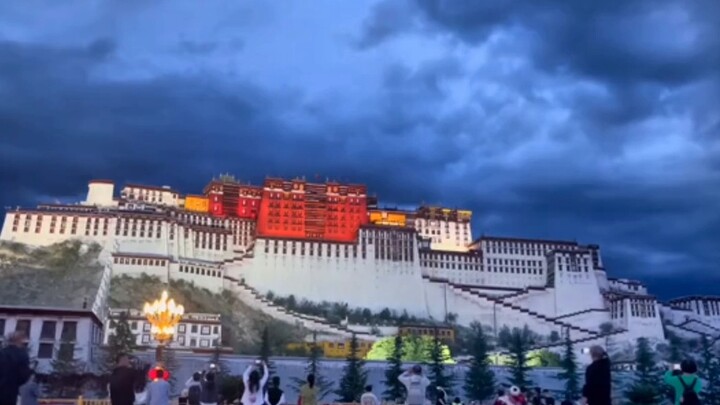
left=0, top=332, right=708, bottom=405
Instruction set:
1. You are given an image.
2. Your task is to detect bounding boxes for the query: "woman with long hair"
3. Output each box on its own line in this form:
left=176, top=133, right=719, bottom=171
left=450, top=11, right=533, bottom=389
left=241, top=360, right=269, bottom=405
left=298, top=374, right=318, bottom=405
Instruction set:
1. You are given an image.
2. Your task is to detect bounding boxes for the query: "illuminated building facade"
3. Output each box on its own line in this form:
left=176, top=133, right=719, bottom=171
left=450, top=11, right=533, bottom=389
left=1, top=175, right=718, bottom=353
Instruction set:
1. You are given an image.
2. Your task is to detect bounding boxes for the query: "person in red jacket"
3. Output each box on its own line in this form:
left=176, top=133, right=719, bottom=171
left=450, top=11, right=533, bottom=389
left=498, top=387, right=527, bottom=405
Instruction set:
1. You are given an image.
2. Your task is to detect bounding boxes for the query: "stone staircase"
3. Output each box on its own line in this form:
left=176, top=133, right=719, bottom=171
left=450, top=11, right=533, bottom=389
left=552, top=308, right=609, bottom=321
left=225, top=276, right=375, bottom=339
left=423, top=276, right=598, bottom=339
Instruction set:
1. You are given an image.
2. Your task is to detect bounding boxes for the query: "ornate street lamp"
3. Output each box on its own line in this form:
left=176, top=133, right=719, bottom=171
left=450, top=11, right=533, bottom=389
left=143, top=290, right=184, bottom=363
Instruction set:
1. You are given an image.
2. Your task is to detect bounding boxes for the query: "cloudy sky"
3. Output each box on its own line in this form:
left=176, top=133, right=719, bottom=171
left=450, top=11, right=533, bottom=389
left=1, top=0, right=718, bottom=299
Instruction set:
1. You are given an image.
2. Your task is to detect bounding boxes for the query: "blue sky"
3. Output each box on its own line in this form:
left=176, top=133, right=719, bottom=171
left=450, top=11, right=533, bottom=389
left=1, top=0, right=719, bottom=300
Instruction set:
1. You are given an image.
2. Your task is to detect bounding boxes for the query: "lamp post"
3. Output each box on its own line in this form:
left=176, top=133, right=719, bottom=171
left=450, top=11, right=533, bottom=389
left=143, top=290, right=184, bottom=363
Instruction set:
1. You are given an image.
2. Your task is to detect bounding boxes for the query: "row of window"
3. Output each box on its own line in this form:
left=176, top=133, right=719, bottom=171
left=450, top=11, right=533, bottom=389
left=193, top=231, right=228, bottom=251
left=485, top=241, right=578, bottom=256
left=674, top=300, right=720, bottom=317
left=179, top=265, right=223, bottom=278
left=123, top=320, right=219, bottom=335
left=414, top=219, right=470, bottom=228
left=12, top=214, right=109, bottom=236
left=114, top=257, right=169, bottom=267
left=0, top=319, right=77, bottom=341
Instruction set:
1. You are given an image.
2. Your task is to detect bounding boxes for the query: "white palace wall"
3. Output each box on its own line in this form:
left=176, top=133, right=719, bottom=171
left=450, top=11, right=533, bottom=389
left=241, top=238, right=430, bottom=317
left=504, top=288, right=557, bottom=318
left=6, top=192, right=720, bottom=347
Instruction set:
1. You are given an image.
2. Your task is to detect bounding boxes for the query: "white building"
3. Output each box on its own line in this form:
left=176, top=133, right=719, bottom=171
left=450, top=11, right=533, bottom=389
left=2, top=179, right=719, bottom=354
left=413, top=206, right=472, bottom=252
left=0, top=306, right=104, bottom=373
left=104, top=309, right=222, bottom=350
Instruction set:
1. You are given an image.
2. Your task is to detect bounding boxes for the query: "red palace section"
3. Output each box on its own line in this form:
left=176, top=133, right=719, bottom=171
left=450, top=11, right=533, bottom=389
left=257, top=178, right=368, bottom=242
left=202, top=177, right=368, bottom=243
left=204, top=179, right=262, bottom=219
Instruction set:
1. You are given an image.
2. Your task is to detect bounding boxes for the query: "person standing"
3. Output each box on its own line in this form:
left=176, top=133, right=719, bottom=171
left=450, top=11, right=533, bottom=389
left=0, top=332, right=32, bottom=405
left=436, top=387, right=447, bottom=405
left=265, top=376, right=286, bottom=405
left=186, top=372, right=202, bottom=405
left=110, top=354, right=136, bottom=405
left=200, top=370, right=219, bottom=405
left=399, top=366, right=431, bottom=405
left=541, top=390, right=555, bottom=405
left=241, top=360, right=269, bottom=405
left=663, top=360, right=702, bottom=405
left=146, top=369, right=171, bottom=405
left=298, top=374, right=318, bottom=405
left=18, top=372, right=39, bottom=405
left=360, top=385, right=380, bottom=405
left=581, top=346, right=611, bottom=405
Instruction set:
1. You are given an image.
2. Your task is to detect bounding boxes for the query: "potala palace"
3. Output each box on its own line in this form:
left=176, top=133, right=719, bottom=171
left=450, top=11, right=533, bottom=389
left=2, top=177, right=719, bottom=355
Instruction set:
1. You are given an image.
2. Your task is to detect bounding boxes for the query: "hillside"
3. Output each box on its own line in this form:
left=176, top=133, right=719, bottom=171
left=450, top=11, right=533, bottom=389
left=0, top=240, right=305, bottom=354
left=109, top=274, right=306, bottom=354
left=0, top=241, right=104, bottom=308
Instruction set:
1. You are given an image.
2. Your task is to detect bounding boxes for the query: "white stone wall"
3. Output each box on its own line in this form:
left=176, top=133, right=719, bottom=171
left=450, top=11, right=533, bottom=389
left=171, top=261, right=225, bottom=293
left=0, top=211, right=112, bottom=247
left=414, top=218, right=472, bottom=252
left=85, top=182, right=116, bottom=206
left=552, top=258, right=606, bottom=317
left=242, top=238, right=429, bottom=316
left=478, top=239, right=552, bottom=289
left=0, top=312, right=100, bottom=373
left=505, top=288, right=557, bottom=317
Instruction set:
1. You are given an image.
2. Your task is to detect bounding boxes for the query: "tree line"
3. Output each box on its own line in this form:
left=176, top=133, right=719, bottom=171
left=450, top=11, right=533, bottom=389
left=46, top=313, right=720, bottom=404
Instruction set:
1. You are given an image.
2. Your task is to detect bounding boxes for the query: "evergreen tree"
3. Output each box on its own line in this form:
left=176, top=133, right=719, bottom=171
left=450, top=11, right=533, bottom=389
left=292, top=331, right=334, bottom=400
left=499, top=326, right=535, bottom=390
left=624, top=338, right=662, bottom=404
left=335, top=334, right=368, bottom=402
left=463, top=322, right=495, bottom=401
left=102, top=311, right=137, bottom=374
left=383, top=334, right=406, bottom=401
left=666, top=332, right=685, bottom=364
left=259, top=326, right=276, bottom=377
left=699, top=335, right=720, bottom=405
left=49, top=340, right=85, bottom=397
left=428, top=332, right=454, bottom=395
left=556, top=331, right=580, bottom=402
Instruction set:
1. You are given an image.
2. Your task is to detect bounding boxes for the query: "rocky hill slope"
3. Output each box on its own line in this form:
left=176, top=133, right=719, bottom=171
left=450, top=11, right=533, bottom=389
left=0, top=241, right=104, bottom=308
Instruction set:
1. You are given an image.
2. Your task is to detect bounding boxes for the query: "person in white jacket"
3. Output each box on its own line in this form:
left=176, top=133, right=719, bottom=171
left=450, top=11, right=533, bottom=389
left=399, top=365, right=431, bottom=405
left=360, top=385, right=380, bottom=405
left=241, top=361, right=269, bottom=405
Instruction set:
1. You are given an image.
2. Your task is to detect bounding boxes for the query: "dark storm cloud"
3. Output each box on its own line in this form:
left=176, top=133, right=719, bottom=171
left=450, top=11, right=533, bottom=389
left=0, top=1, right=719, bottom=300
left=361, top=0, right=720, bottom=83
left=0, top=38, right=462, bottom=211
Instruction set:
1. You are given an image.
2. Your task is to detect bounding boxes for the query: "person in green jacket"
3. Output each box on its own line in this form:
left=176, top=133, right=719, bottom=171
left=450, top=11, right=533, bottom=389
left=663, top=359, right=702, bottom=405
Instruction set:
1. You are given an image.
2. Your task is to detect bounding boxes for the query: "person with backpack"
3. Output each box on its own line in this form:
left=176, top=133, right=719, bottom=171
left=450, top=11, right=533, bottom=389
left=664, top=360, right=702, bottom=405
left=185, top=372, right=202, bottom=405
left=265, top=376, right=286, bottom=405
left=399, top=365, right=431, bottom=405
